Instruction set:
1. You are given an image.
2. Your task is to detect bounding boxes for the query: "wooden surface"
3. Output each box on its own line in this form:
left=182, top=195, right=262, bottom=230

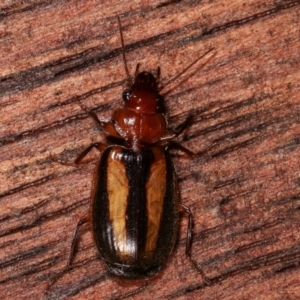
left=1, top=1, right=300, bottom=299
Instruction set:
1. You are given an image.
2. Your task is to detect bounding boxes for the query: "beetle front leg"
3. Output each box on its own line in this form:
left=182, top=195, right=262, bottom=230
left=78, top=102, right=121, bottom=138
left=77, top=101, right=103, bottom=129
left=180, top=204, right=211, bottom=285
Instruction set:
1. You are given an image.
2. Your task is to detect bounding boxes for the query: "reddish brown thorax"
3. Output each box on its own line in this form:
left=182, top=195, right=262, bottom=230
left=111, top=72, right=167, bottom=147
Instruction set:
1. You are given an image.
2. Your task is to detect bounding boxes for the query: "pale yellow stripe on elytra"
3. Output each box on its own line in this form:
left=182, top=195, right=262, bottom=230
left=107, top=151, right=130, bottom=257
left=145, top=148, right=166, bottom=253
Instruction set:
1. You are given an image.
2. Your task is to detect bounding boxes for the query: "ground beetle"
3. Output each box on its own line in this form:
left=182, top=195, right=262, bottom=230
left=47, top=16, right=215, bottom=291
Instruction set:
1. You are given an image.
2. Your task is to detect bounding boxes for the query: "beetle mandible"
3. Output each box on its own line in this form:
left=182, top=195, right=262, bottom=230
left=47, top=16, right=215, bottom=291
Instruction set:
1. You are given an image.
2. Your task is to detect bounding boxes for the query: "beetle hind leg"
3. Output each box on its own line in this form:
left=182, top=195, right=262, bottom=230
left=45, top=214, right=90, bottom=295
left=180, top=204, right=211, bottom=285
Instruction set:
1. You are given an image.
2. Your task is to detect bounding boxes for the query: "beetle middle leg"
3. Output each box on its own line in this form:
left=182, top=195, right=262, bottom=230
left=160, top=115, right=193, bottom=142
left=163, top=114, right=216, bottom=158
left=51, top=142, right=106, bottom=166
left=167, top=141, right=195, bottom=157
left=173, top=114, right=193, bottom=137
left=74, top=142, right=106, bottom=164
left=180, top=204, right=211, bottom=285
left=160, top=115, right=196, bottom=156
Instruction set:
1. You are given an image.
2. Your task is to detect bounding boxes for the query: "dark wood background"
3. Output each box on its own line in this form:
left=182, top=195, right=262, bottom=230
left=1, top=1, right=300, bottom=299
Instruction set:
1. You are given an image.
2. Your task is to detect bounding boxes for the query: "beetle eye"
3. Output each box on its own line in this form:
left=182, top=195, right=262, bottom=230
left=156, top=95, right=166, bottom=114
left=122, top=89, right=131, bottom=102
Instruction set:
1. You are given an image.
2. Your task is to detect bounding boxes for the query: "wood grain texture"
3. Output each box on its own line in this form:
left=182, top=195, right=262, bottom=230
left=1, top=0, right=300, bottom=299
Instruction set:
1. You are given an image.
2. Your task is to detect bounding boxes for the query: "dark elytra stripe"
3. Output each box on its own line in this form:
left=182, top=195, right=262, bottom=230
left=152, top=149, right=178, bottom=259
left=123, top=149, right=154, bottom=256
left=92, top=146, right=117, bottom=260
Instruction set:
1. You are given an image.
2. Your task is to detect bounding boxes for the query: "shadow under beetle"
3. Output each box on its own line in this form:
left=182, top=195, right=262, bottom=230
left=47, top=16, right=215, bottom=291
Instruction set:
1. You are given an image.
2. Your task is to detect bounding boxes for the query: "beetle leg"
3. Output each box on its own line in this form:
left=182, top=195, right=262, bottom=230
left=180, top=204, right=211, bottom=285
left=159, top=130, right=177, bottom=141
left=160, top=115, right=193, bottom=142
left=78, top=101, right=122, bottom=138
left=102, top=121, right=122, bottom=138
left=45, top=213, right=90, bottom=294
left=156, top=66, right=161, bottom=82
left=167, top=141, right=194, bottom=157
left=180, top=204, right=194, bottom=256
left=173, top=114, right=193, bottom=136
left=74, top=142, right=106, bottom=164
left=65, top=214, right=90, bottom=270
left=134, top=63, right=141, bottom=78
left=77, top=101, right=103, bottom=128
left=51, top=142, right=106, bottom=166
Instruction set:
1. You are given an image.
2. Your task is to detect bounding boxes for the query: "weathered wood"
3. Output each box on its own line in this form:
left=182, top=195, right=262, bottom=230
left=0, top=1, right=300, bottom=299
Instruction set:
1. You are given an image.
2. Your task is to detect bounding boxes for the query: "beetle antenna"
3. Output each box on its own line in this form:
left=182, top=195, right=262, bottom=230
left=159, top=48, right=216, bottom=95
left=117, top=16, right=133, bottom=86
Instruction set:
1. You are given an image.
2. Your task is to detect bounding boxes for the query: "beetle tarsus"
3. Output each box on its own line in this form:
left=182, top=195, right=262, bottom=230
left=189, top=257, right=212, bottom=285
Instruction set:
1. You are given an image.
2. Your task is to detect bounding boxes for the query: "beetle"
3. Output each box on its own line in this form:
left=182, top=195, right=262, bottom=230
left=47, top=16, right=214, bottom=291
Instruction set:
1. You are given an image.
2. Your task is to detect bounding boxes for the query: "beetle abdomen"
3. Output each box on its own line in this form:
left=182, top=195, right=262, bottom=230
left=92, top=145, right=178, bottom=278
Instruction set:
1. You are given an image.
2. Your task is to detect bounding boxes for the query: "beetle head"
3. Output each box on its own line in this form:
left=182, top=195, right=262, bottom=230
left=123, top=72, right=164, bottom=114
